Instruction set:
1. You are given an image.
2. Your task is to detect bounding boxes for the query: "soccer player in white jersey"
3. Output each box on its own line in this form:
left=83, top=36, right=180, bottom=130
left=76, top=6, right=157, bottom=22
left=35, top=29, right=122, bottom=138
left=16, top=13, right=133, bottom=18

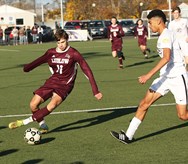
left=110, top=9, right=188, bottom=144
left=168, top=6, right=188, bottom=65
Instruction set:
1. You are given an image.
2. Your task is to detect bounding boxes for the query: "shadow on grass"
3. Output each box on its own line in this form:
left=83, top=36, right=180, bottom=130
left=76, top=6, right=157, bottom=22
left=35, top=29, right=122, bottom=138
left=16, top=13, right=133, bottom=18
left=0, top=126, right=7, bottom=130
left=82, top=52, right=110, bottom=59
left=0, top=149, right=19, bottom=157
left=134, top=122, right=188, bottom=143
left=39, top=137, right=55, bottom=145
left=50, top=107, right=137, bottom=133
left=21, top=159, right=43, bottom=164
left=0, top=64, right=24, bottom=71
left=126, top=60, right=154, bottom=68
left=70, top=162, right=84, bottom=164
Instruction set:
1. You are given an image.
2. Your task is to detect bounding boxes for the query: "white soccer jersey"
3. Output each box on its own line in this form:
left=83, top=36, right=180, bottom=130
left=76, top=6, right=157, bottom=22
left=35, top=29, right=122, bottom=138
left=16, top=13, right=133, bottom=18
left=168, top=18, right=188, bottom=41
left=168, top=18, right=188, bottom=57
left=157, top=28, right=186, bottom=77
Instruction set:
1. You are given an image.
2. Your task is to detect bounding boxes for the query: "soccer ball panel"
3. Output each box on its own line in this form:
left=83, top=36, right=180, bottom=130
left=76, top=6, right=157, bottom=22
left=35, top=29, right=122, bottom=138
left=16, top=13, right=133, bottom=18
left=24, top=128, right=41, bottom=145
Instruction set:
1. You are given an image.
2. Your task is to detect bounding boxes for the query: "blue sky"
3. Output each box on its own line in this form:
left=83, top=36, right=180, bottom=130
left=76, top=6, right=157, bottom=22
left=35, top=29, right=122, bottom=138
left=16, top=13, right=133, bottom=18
left=37, top=0, right=53, bottom=4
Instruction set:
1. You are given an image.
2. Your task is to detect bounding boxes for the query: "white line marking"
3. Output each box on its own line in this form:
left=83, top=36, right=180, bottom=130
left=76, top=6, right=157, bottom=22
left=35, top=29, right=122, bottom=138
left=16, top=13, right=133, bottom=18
left=0, top=103, right=176, bottom=118
left=0, top=49, right=20, bottom=52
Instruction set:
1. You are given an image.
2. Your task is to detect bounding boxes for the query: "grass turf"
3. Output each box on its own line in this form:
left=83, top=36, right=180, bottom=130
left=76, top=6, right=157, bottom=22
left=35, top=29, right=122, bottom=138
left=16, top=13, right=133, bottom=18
left=0, top=37, right=188, bottom=164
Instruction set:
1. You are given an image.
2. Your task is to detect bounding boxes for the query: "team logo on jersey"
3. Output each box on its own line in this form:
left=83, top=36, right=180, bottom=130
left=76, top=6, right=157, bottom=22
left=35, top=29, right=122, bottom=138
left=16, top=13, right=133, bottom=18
left=162, top=38, right=169, bottom=43
left=65, top=54, right=70, bottom=59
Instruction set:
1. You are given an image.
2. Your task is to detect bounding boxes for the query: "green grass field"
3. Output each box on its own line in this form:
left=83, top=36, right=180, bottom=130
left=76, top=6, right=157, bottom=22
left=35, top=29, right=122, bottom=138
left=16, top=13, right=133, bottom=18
left=1, top=37, right=188, bottom=164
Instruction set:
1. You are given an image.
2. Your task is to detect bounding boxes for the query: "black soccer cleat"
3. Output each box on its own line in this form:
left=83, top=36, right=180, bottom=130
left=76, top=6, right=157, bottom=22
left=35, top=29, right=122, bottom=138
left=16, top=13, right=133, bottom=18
left=110, top=130, right=132, bottom=144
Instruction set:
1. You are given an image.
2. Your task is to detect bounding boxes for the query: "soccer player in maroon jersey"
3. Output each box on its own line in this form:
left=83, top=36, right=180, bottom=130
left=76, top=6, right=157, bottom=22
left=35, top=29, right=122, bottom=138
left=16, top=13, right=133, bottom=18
left=9, top=29, right=103, bottom=133
left=108, top=16, right=125, bottom=69
left=134, top=19, right=150, bottom=59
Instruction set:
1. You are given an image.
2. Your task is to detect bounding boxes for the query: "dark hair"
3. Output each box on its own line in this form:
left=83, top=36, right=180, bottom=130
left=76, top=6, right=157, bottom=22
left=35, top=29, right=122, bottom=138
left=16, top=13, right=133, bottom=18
left=147, top=9, right=167, bottom=23
left=111, top=16, right=117, bottom=21
left=136, top=19, right=143, bottom=25
left=54, top=29, right=69, bottom=41
left=172, top=6, right=181, bottom=13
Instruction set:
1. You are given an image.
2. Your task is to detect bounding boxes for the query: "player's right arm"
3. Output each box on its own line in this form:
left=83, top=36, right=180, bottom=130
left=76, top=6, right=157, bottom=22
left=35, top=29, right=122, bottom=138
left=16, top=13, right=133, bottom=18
left=23, top=50, right=51, bottom=72
left=138, top=48, right=170, bottom=84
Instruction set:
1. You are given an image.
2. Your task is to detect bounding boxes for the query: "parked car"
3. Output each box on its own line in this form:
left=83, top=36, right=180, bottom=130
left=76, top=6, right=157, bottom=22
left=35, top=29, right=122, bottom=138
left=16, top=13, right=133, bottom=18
left=88, top=20, right=108, bottom=38
left=40, top=25, right=54, bottom=42
left=80, top=20, right=91, bottom=30
left=104, top=20, right=111, bottom=28
left=64, top=20, right=82, bottom=30
left=119, top=19, right=136, bottom=35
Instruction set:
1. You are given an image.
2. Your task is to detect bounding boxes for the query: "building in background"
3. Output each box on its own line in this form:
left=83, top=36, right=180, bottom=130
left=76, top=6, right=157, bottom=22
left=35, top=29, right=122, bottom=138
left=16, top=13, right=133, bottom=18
left=179, top=2, right=188, bottom=18
left=0, top=4, right=36, bottom=29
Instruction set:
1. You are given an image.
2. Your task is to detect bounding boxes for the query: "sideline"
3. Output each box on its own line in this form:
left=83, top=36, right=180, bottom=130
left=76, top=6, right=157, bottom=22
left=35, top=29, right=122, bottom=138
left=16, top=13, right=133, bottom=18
left=0, top=102, right=176, bottom=118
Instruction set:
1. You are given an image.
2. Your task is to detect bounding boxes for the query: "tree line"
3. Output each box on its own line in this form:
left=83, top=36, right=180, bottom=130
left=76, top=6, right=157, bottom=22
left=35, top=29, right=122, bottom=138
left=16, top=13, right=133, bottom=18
left=1, top=0, right=184, bottom=21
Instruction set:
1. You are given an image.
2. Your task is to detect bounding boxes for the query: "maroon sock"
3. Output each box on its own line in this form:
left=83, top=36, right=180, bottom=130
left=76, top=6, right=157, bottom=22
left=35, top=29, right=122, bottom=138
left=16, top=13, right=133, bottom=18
left=32, top=110, right=44, bottom=123
left=118, top=58, right=123, bottom=65
left=32, top=107, right=50, bottom=122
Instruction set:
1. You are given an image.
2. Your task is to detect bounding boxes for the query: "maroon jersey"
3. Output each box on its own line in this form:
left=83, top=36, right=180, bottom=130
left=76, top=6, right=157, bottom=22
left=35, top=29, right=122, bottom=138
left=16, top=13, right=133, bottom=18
left=108, top=24, right=125, bottom=51
left=24, top=46, right=99, bottom=96
left=134, top=25, right=148, bottom=46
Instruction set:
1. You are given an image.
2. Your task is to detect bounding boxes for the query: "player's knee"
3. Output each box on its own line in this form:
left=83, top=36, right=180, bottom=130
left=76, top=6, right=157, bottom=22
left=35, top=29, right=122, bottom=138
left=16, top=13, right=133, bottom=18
left=47, top=104, right=57, bottom=112
left=29, top=102, right=38, bottom=112
left=112, top=52, right=117, bottom=58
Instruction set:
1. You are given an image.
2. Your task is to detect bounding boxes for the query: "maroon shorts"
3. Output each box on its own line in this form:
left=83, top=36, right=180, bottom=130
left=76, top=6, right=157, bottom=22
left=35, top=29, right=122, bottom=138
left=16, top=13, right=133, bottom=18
left=112, top=43, right=122, bottom=52
left=138, top=38, right=147, bottom=46
left=34, top=83, right=74, bottom=101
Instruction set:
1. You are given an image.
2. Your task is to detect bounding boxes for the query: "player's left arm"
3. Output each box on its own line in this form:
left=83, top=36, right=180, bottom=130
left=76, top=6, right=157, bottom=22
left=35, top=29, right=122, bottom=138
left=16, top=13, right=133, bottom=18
left=74, top=51, right=102, bottom=100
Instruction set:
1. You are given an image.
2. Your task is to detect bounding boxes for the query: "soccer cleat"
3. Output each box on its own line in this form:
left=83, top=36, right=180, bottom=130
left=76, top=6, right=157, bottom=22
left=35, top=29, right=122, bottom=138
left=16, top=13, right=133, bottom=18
left=8, top=120, right=24, bottom=129
left=110, top=130, right=132, bottom=144
left=144, top=54, right=149, bottom=59
left=39, top=123, right=49, bottom=134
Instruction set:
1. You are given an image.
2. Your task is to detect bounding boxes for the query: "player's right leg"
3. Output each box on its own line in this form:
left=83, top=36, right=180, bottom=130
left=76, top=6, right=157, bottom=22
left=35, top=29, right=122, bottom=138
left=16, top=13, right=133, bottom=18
left=112, top=51, right=117, bottom=58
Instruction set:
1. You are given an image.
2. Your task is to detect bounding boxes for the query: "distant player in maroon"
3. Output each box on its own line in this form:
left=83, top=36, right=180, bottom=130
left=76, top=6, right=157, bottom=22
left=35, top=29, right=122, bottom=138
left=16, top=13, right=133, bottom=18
left=9, top=29, right=103, bottom=133
left=108, top=16, right=125, bottom=69
left=134, top=19, right=150, bottom=58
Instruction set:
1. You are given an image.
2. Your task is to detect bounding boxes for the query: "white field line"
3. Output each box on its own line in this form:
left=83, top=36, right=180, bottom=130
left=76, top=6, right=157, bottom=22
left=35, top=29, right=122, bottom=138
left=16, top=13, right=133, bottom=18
left=0, top=103, right=176, bottom=118
left=0, top=49, right=20, bottom=52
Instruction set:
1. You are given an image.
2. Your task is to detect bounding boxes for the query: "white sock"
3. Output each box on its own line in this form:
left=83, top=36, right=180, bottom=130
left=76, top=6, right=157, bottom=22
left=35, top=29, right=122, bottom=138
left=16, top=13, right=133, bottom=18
left=23, top=116, right=33, bottom=125
left=39, top=120, right=45, bottom=127
left=126, top=117, right=142, bottom=140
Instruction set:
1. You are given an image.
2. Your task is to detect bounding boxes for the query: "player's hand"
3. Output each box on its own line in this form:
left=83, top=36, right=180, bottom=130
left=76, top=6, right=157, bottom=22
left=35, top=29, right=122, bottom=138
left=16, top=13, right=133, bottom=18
left=95, top=92, right=103, bottom=100
left=138, top=74, right=151, bottom=84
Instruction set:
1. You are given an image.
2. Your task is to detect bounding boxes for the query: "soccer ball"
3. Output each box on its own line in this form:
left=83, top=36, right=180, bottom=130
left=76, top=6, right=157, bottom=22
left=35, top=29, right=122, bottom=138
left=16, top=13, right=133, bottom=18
left=24, top=128, right=41, bottom=145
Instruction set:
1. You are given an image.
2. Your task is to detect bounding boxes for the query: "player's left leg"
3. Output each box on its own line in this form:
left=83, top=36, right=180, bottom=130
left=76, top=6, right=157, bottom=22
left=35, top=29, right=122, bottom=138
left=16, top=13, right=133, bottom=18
left=176, top=105, right=188, bottom=121
left=171, top=73, right=188, bottom=120
left=111, top=89, right=162, bottom=144
left=117, top=51, right=124, bottom=69
left=140, top=45, right=148, bottom=59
